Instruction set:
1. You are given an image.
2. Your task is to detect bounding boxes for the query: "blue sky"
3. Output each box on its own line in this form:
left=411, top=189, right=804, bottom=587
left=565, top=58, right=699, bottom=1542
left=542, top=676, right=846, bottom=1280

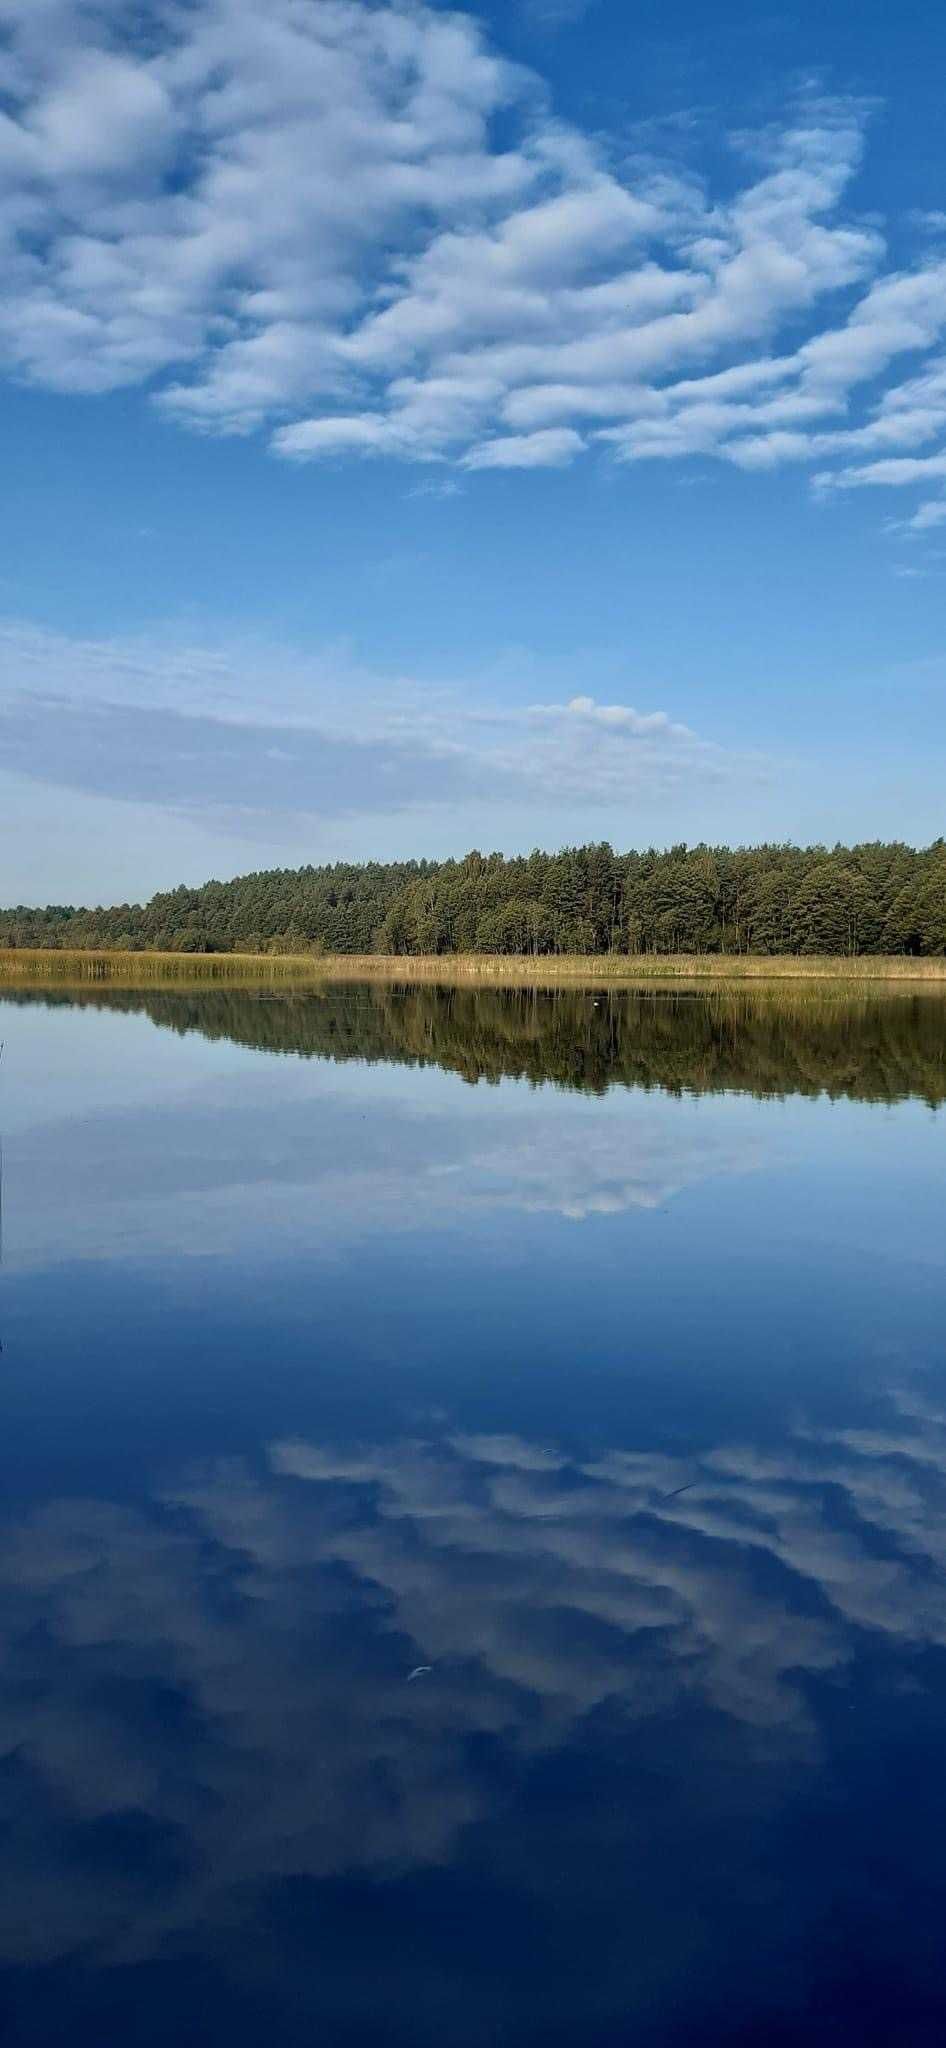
left=1, top=0, right=944, bottom=902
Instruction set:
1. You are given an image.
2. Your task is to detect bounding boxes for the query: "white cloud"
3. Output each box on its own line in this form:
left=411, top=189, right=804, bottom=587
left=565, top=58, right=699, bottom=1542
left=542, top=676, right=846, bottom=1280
left=522, top=693, right=696, bottom=740
left=601, top=276, right=946, bottom=470
left=0, top=617, right=746, bottom=836
left=273, top=413, right=407, bottom=460
left=816, top=449, right=946, bottom=491
left=0, top=2, right=942, bottom=523
left=904, top=498, right=946, bottom=531
left=462, top=426, right=584, bottom=468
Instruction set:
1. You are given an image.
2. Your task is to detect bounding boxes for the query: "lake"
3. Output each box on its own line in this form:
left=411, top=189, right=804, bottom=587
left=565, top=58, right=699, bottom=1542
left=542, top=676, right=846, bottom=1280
left=1, top=980, right=945, bottom=2046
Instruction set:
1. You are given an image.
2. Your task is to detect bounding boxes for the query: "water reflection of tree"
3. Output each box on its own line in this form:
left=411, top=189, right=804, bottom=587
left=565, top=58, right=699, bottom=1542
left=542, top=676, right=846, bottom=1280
left=6, top=983, right=946, bottom=1105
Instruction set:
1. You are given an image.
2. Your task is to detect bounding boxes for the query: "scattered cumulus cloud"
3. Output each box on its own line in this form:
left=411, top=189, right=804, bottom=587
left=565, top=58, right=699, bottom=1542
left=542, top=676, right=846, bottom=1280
left=461, top=426, right=584, bottom=469
left=903, top=499, right=946, bottom=532
left=816, top=449, right=946, bottom=492
left=0, top=0, right=943, bottom=518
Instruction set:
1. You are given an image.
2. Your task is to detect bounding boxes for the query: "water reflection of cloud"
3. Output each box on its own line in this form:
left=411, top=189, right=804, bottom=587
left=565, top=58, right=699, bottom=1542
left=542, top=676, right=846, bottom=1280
left=1, top=1389, right=945, bottom=1975
left=6, top=1080, right=773, bottom=1268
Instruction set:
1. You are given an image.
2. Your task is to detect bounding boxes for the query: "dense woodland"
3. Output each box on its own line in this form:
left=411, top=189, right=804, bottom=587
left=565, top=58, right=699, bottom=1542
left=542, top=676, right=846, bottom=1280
left=2, top=839, right=946, bottom=957
left=10, top=983, right=946, bottom=1106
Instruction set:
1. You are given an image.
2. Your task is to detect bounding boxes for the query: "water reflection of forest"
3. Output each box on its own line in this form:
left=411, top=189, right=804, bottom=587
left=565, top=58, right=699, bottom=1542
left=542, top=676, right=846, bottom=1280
left=9, top=982, right=946, bottom=1105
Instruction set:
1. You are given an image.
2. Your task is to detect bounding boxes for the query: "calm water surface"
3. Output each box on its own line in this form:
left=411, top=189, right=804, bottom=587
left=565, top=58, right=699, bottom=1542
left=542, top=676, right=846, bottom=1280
left=1, top=983, right=945, bottom=2046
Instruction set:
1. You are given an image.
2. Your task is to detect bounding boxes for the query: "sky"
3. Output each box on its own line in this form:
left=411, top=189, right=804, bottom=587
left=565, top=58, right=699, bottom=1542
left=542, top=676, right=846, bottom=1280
left=0, top=0, right=945, bottom=904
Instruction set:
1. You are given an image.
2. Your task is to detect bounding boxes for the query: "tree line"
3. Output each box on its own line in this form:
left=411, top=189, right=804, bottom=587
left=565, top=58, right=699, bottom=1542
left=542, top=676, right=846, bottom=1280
left=2, top=839, right=945, bottom=957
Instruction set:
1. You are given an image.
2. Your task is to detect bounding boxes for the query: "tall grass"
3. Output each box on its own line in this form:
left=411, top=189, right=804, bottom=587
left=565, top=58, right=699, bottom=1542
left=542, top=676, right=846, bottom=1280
left=0, top=947, right=314, bottom=985
left=2, top=945, right=946, bottom=990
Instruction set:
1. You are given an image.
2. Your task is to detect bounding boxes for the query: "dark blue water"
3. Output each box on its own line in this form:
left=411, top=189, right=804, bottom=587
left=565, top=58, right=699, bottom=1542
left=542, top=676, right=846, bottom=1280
left=1, top=983, right=945, bottom=2046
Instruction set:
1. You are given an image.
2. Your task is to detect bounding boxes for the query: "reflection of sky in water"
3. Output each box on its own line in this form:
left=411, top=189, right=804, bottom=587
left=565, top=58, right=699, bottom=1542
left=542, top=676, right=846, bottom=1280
left=3, top=1408, right=946, bottom=2041
left=1, top=993, right=945, bottom=2045
left=2, top=1000, right=945, bottom=1269
left=8, top=1060, right=781, bottom=1261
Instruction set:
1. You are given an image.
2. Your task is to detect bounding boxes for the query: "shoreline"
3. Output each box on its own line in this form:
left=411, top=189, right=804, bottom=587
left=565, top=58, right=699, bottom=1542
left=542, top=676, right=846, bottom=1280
left=2, top=946, right=946, bottom=990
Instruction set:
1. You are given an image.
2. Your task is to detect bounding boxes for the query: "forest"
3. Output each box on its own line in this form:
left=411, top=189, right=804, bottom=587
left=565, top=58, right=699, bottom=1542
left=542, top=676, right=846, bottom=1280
left=2, top=839, right=945, bottom=958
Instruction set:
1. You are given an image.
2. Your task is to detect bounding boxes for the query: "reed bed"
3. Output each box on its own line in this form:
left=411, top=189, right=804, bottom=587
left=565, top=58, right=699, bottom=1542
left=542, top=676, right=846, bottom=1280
left=0, top=947, right=317, bottom=986
left=2, top=945, right=946, bottom=991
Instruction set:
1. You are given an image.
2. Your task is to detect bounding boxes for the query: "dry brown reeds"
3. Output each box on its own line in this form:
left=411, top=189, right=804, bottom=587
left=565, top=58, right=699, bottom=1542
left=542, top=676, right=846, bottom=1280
left=2, top=946, right=946, bottom=991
